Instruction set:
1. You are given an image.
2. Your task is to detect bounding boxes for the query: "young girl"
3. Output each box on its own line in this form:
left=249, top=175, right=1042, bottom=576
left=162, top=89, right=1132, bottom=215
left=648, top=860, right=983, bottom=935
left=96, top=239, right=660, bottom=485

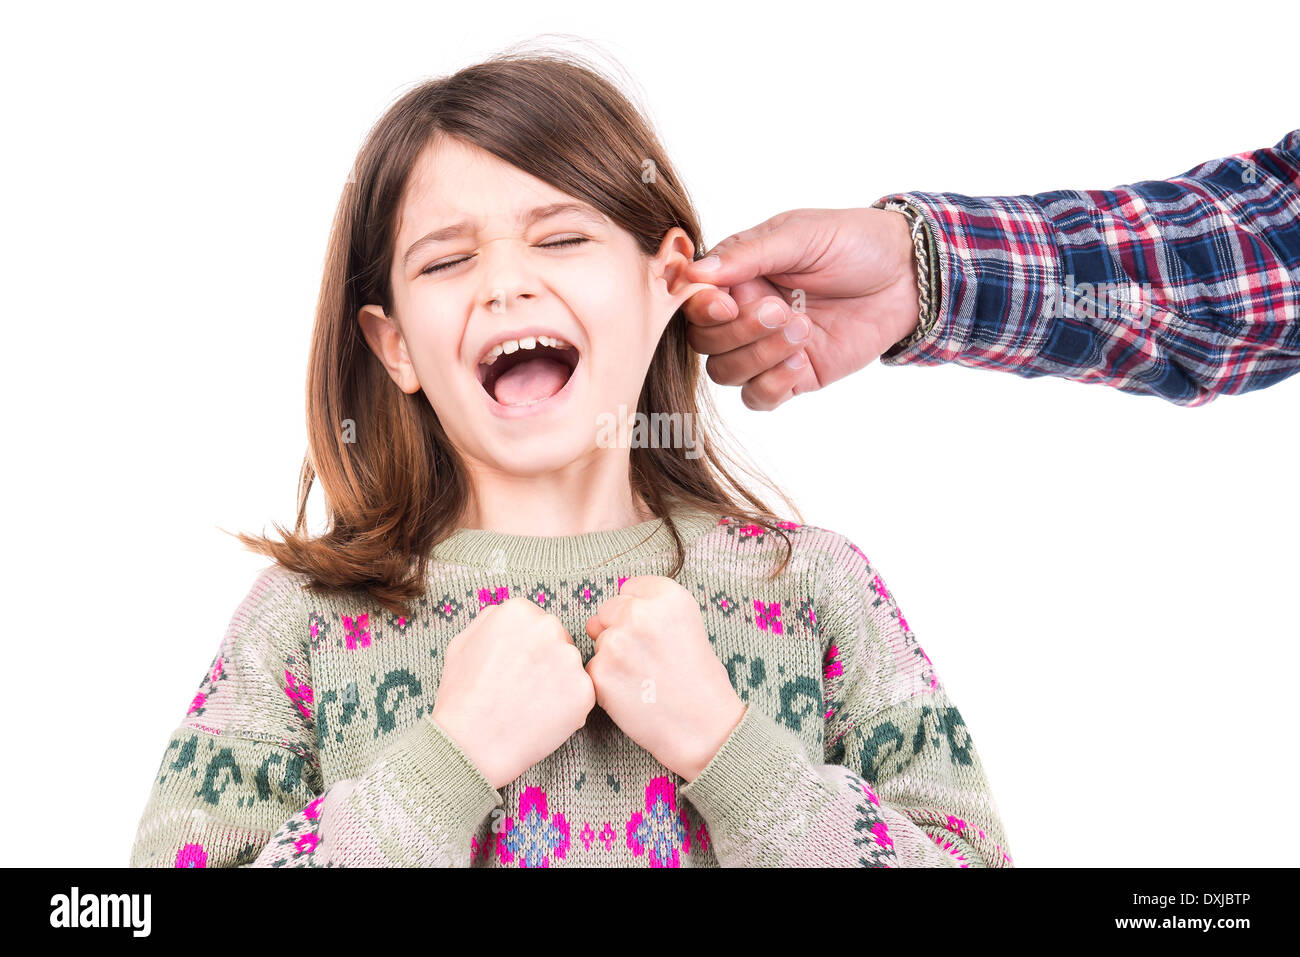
left=129, top=51, right=1013, bottom=868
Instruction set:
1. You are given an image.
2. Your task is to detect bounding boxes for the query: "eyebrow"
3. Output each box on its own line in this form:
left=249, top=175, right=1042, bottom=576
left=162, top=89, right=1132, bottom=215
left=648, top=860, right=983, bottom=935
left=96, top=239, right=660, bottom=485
left=401, top=202, right=607, bottom=268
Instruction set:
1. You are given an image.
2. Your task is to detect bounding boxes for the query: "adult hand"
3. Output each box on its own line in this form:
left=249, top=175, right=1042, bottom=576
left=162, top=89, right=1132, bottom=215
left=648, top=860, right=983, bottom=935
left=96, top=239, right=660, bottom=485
left=584, top=576, right=745, bottom=782
left=682, top=207, right=921, bottom=410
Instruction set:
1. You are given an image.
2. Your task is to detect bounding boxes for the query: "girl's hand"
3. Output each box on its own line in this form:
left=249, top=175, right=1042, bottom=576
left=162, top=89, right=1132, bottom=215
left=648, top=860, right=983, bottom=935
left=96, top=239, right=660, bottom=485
left=584, top=576, right=746, bottom=781
left=432, top=597, right=596, bottom=790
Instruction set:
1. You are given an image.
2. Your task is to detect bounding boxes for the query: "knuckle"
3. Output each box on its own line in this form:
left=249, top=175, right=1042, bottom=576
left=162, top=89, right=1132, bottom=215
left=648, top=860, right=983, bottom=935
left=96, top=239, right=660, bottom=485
left=750, top=375, right=779, bottom=402
left=686, top=326, right=716, bottom=354
left=628, top=601, right=649, bottom=630
left=602, top=628, right=626, bottom=658
left=662, top=577, right=687, bottom=598
left=704, top=354, right=737, bottom=386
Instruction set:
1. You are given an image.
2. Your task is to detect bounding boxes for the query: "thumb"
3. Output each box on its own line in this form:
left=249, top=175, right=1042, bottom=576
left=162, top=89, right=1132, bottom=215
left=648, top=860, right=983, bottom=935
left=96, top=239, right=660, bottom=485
left=685, top=218, right=805, bottom=286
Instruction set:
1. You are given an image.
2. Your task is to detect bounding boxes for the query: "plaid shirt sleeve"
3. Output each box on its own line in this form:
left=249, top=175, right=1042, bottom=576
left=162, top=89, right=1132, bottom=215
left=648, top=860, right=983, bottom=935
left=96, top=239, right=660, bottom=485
left=874, top=129, right=1300, bottom=405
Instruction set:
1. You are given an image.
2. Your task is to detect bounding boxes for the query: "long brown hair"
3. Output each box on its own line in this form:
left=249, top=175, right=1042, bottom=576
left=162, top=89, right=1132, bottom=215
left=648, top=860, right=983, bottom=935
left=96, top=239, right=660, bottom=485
left=236, top=46, right=800, bottom=617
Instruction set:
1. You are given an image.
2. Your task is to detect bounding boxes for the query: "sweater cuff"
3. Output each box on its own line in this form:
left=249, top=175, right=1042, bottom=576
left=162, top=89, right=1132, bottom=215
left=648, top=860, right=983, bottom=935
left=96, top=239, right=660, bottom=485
left=381, top=714, right=504, bottom=842
left=874, top=190, right=1062, bottom=369
left=679, top=705, right=812, bottom=838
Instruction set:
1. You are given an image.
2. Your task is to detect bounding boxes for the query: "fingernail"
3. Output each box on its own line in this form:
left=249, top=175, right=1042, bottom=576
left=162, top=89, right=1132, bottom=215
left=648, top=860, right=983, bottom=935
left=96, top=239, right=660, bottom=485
left=694, top=255, right=721, bottom=273
left=783, top=314, right=810, bottom=343
left=784, top=351, right=806, bottom=369
left=708, top=299, right=733, bottom=321
left=757, top=302, right=786, bottom=328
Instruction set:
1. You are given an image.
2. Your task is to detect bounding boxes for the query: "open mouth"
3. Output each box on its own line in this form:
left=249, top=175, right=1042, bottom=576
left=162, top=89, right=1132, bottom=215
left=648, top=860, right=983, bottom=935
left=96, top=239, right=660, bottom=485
left=476, top=337, right=581, bottom=408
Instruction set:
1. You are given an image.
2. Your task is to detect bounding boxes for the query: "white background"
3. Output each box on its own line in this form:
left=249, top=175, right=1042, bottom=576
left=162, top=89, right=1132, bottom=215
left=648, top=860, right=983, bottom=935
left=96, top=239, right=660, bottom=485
left=3, top=0, right=1296, bottom=867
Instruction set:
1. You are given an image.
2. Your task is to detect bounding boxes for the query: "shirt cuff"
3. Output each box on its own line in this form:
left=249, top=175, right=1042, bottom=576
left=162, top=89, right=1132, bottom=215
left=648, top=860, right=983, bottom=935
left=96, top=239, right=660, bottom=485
left=381, top=713, right=504, bottom=842
left=679, top=704, right=815, bottom=839
left=873, top=190, right=1062, bottom=369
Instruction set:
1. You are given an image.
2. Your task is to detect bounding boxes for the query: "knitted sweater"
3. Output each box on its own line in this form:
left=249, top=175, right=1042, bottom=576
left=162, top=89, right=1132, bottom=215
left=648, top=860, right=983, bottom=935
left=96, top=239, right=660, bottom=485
left=129, top=506, right=1014, bottom=868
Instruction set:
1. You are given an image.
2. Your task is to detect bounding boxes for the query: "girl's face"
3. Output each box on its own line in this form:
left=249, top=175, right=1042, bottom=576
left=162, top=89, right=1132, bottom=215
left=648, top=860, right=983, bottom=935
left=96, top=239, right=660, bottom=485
left=359, top=134, right=709, bottom=481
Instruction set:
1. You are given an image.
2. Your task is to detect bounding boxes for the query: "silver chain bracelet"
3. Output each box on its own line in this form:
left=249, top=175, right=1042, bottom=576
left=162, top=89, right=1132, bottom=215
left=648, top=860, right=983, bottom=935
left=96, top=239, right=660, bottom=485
left=881, top=199, right=939, bottom=349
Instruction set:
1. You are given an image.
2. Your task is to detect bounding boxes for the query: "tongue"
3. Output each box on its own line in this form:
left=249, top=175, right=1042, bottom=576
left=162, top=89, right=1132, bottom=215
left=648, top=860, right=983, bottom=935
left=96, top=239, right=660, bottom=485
left=491, top=356, right=572, bottom=406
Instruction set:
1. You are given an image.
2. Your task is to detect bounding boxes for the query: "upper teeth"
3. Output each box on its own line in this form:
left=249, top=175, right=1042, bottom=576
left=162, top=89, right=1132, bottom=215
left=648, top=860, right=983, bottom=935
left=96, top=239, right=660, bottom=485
left=480, top=335, right=574, bottom=365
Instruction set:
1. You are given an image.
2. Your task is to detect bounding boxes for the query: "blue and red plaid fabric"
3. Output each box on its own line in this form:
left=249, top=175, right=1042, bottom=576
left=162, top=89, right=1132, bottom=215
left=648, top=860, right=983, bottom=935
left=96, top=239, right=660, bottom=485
left=875, top=129, right=1300, bottom=405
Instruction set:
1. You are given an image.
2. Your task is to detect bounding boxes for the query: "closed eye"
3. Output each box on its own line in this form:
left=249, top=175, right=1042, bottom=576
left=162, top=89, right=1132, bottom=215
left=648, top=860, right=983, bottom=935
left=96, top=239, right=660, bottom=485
left=541, top=237, right=588, bottom=249
left=419, top=237, right=590, bottom=276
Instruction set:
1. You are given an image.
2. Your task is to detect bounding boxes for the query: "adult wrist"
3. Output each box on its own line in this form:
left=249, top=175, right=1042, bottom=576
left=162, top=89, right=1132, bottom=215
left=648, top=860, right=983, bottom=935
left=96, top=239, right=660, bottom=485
left=880, top=199, right=940, bottom=354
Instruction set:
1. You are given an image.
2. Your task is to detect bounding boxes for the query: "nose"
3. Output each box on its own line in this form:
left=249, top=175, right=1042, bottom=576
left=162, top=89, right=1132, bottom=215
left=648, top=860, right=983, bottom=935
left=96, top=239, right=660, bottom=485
left=478, top=238, right=539, bottom=315
left=485, top=286, right=535, bottom=313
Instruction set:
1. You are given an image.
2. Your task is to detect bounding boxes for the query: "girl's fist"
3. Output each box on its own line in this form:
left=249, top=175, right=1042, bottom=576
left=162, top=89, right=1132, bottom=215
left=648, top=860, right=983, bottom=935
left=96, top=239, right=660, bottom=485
left=433, top=597, right=595, bottom=789
left=585, top=576, right=745, bottom=781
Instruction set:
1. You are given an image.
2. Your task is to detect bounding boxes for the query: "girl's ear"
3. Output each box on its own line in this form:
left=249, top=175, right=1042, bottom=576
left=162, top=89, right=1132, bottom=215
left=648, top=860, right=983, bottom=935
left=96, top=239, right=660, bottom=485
left=357, top=304, right=422, bottom=394
left=649, top=227, right=717, bottom=335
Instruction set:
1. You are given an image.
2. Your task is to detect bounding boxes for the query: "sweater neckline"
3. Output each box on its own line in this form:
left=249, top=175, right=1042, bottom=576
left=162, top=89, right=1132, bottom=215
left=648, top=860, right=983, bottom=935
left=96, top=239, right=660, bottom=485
left=429, top=504, right=724, bottom=572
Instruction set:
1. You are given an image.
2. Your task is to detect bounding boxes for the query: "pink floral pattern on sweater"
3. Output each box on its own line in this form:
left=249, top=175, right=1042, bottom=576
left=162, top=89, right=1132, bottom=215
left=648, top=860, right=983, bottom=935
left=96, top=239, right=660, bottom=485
left=626, top=777, right=694, bottom=867
left=497, top=787, right=570, bottom=867
left=342, top=614, right=371, bottom=650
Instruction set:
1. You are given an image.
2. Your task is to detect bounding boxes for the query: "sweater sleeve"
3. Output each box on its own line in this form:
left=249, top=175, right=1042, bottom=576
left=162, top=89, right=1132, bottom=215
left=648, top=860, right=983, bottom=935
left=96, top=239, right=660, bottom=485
left=679, top=535, right=1014, bottom=867
left=874, top=129, right=1300, bottom=405
left=128, top=565, right=503, bottom=868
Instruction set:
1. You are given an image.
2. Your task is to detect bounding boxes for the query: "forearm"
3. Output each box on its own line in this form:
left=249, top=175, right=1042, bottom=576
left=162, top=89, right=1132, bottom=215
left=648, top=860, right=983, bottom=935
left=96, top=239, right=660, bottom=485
left=131, top=714, right=502, bottom=868
left=679, top=704, right=1003, bottom=867
left=875, top=130, right=1300, bottom=404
